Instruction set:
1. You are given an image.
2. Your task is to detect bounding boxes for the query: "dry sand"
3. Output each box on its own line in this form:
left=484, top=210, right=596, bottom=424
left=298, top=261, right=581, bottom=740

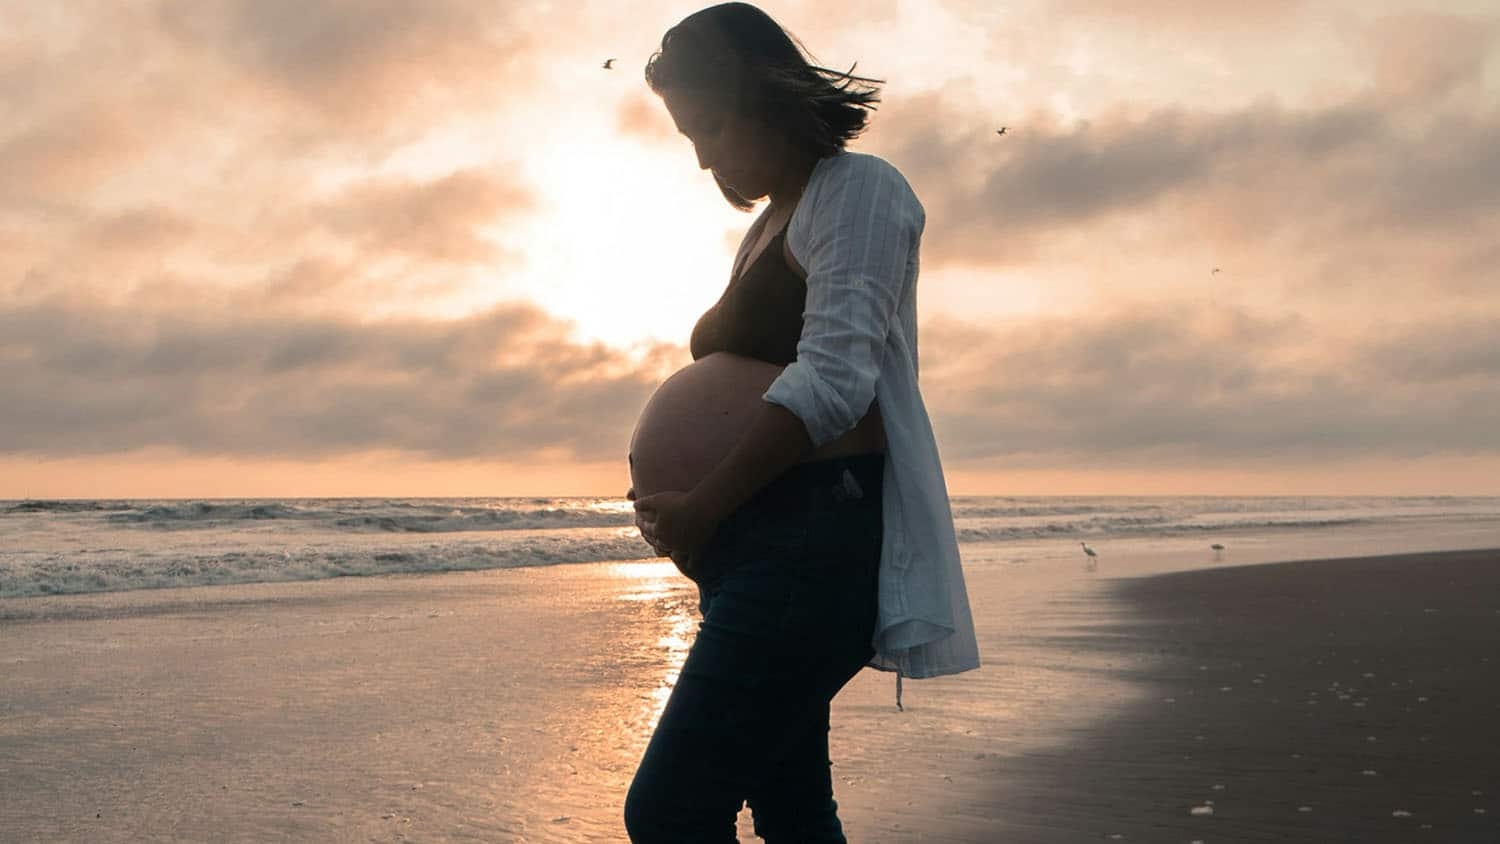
left=2, top=548, right=1497, bottom=842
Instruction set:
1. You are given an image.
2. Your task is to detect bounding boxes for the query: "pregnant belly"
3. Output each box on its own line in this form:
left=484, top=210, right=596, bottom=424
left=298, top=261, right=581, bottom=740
left=628, top=352, right=885, bottom=499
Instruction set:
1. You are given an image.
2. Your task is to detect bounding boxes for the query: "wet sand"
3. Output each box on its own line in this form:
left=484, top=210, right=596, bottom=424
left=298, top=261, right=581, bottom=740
left=919, top=547, right=1500, bottom=843
left=2, top=548, right=1497, bottom=842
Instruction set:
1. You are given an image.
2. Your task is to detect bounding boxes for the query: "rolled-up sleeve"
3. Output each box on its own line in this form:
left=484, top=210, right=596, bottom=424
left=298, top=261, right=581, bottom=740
left=764, top=155, right=924, bottom=447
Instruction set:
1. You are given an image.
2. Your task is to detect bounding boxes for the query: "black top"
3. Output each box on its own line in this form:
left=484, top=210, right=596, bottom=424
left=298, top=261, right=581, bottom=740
left=689, top=219, right=806, bottom=365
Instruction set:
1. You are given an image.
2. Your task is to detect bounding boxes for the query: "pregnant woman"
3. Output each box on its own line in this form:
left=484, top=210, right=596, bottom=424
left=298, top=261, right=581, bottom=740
left=625, top=4, right=980, bottom=841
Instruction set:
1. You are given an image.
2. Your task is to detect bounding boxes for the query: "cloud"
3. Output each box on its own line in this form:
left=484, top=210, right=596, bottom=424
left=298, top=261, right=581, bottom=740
left=4, top=290, right=1496, bottom=472
left=846, top=5, right=1499, bottom=309
left=1043, top=0, right=1306, bottom=30
left=1364, top=11, right=1497, bottom=103
left=154, top=0, right=539, bottom=133
left=307, top=169, right=535, bottom=264
left=616, top=92, right=676, bottom=142
left=1, top=161, right=537, bottom=329
left=1360, top=317, right=1500, bottom=383
left=878, top=90, right=1499, bottom=262
left=79, top=208, right=200, bottom=259
left=0, top=105, right=151, bottom=201
left=0, top=295, right=672, bottom=463
left=921, top=305, right=1500, bottom=466
left=861, top=74, right=1499, bottom=329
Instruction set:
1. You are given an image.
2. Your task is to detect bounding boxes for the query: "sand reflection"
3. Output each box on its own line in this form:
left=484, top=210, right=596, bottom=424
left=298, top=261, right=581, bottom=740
left=610, top=560, right=682, bottom=601
left=609, top=560, right=699, bottom=736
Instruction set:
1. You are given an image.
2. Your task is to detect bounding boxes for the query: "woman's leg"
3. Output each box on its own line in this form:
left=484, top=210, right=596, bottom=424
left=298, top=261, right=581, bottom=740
left=624, top=561, right=818, bottom=842
left=745, top=700, right=845, bottom=842
left=745, top=567, right=878, bottom=841
left=624, top=458, right=881, bottom=843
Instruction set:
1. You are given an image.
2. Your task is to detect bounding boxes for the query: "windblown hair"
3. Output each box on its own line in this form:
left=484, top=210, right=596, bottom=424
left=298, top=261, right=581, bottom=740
left=644, top=2, right=884, bottom=209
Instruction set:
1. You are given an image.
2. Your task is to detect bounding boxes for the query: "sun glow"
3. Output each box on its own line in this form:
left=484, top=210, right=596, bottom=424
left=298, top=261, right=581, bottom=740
left=499, top=132, right=758, bottom=350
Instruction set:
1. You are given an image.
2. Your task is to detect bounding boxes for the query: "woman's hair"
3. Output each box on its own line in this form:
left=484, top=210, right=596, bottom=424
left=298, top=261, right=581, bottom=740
left=645, top=2, right=884, bottom=209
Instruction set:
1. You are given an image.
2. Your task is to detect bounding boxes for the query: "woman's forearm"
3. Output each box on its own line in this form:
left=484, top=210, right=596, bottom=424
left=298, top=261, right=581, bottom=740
left=687, top=400, right=813, bottom=523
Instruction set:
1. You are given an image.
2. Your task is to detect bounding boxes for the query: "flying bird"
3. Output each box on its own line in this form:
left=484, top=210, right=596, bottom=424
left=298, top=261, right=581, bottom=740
left=996, top=127, right=1008, bottom=135
left=602, top=58, right=616, bottom=70
left=1211, top=267, right=1221, bottom=274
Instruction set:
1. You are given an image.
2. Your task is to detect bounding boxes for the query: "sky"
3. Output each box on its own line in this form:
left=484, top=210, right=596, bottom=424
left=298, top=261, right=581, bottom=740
left=2, top=0, right=1497, bottom=498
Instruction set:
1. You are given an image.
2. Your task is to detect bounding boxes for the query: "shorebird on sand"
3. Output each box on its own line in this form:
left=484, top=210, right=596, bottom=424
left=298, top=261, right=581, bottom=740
left=1211, top=542, right=1225, bottom=560
left=1080, top=541, right=1098, bottom=571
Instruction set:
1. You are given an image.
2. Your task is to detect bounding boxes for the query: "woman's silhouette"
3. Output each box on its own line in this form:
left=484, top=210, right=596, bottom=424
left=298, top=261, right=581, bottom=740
left=626, top=5, right=979, bottom=840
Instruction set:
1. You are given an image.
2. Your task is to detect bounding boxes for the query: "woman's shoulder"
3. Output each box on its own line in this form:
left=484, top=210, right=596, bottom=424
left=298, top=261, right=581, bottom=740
left=812, top=151, right=914, bottom=191
left=788, top=151, right=926, bottom=255
left=802, top=151, right=923, bottom=221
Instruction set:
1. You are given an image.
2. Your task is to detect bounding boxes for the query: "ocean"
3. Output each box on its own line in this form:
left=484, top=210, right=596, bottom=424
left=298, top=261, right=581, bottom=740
left=5, top=495, right=1500, bottom=600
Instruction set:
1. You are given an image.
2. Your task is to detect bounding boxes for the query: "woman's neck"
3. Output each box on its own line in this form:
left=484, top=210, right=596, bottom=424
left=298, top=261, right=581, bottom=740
left=768, top=152, right=819, bottom=211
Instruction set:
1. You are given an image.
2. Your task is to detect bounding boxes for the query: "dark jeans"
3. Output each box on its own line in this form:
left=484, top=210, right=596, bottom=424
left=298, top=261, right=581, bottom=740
left=625, top=454, right=884, bottom=843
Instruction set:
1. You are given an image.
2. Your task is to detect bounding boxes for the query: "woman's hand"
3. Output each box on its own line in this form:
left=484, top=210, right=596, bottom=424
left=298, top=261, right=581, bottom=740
left=633, top=500, right=669, bottom=556
left=634, top=489, right=721, bottom=572
left=632, top=492, right=701, bottom=578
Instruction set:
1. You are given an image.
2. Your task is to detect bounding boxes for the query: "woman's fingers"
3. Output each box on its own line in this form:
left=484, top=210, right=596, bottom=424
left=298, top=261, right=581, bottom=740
left=635, top=511, right=671, bottom=557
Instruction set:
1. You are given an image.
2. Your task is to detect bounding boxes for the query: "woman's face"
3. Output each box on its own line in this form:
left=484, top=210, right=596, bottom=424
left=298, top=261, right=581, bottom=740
left=661, top=86, right=789, bottom=202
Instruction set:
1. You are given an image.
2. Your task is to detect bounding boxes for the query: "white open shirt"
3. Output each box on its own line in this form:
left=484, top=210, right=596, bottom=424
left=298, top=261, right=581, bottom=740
left=761, top=150, right=981, bottom=680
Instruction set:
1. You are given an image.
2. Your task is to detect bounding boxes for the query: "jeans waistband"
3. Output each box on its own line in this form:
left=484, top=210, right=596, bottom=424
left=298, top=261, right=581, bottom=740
left=739, top=452, right=885, bottom=515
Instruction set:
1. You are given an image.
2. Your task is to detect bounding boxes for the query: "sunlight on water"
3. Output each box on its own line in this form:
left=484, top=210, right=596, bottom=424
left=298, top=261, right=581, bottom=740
left=608, top=560, right=680, bottom=601
left=658, top=614, right=694, bottom=654
left=603, top=560, right=701, bottom=740
left=589, top=499, right=636, bottom=516
left=647, top=607, right=699, bottom=723
left=645, top=600, right=697, bottom=726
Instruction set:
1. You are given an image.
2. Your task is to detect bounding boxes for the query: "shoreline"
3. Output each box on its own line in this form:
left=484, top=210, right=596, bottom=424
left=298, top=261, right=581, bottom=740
left=3, top=547, right=1497, bottom=842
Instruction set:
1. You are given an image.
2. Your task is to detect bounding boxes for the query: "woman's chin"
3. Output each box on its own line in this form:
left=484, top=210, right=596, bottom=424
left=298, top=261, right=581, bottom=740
left=716, top=173, right=765, bottom=200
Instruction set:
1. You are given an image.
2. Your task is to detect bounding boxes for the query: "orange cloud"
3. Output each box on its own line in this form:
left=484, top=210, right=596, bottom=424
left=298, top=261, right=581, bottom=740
left=616, top=93, right=676, bottom=142
left=3, top=291, right=1497, bottom=472
left=1365, top=11, right=1497, bottom=103
left=0, top=295, right=668, bottom=463
left=1044, top=0, right=1305, bottom=29
left=309, top=169, right=534, bottom=264
left=865, top=77, right=1499, bottom=314
left=0, top=106, right=149, bottom=199
left=920, top=304, right=1500, bottom=466
left=154, top=0, right=538, bottom=132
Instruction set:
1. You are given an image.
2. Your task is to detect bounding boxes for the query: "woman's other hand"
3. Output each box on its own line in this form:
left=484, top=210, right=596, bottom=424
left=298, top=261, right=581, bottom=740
left=634, top=501, right=668, bottom=555
left=634, top=490, right=720, bottom=568
left=634, top=492, right=705, bottom=578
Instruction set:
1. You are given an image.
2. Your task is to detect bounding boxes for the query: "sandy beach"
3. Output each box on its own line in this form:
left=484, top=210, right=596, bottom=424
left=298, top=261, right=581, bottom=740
left=3, top=546, right=1498, bottom=842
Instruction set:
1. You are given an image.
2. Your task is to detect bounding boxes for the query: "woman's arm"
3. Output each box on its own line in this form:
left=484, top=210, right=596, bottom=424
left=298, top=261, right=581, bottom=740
left=634, top=399, right=813, bottom=568
left=764, top=153, right=921, bottom=446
